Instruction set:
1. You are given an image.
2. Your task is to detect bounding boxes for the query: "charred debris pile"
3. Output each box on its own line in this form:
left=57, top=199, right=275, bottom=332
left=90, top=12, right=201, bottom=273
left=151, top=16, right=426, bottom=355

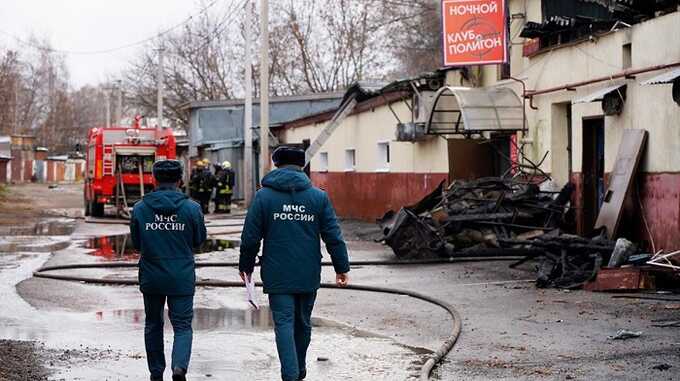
left=378, top=178, right=646, bottom=289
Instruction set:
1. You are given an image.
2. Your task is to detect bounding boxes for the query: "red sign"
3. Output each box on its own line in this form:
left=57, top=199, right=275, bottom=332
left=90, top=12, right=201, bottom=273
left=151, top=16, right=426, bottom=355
left=441, top=0, right=508, bottom=66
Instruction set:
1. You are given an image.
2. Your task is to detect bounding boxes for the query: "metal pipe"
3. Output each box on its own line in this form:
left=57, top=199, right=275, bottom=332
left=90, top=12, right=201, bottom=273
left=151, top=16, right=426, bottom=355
left=526, top=61, right=680, bottom=97
left=508, top=76, right=528, bottom=133
left=138, top=159, right=145, bottom=197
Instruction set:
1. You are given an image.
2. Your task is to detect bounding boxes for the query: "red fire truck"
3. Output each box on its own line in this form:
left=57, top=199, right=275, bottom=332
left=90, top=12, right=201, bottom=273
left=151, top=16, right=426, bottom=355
left=84, top=117, right=176, bottom=217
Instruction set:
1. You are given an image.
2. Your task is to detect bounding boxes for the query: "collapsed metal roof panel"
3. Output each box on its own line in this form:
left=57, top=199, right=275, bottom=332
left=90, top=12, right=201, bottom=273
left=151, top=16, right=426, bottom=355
left=341, top=80, right=390, bottom=104
left=573, top=83, right=627, bottom=103
left=640, top=67, right=680, bottom=85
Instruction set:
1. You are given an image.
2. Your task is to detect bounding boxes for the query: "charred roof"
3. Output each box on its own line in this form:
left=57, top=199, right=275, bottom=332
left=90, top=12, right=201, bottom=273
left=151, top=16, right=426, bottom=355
left=521, top=0, right=679, bottom=43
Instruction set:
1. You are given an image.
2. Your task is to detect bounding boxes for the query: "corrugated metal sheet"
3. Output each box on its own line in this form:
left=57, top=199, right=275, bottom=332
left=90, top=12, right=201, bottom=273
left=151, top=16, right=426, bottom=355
left=640, top=68, right=680, bottom=85
left=0, top=136, right=10, bottom=159
left=191, top=97, right=342, bottom=149
left=573, top=83, right=627, bottom=104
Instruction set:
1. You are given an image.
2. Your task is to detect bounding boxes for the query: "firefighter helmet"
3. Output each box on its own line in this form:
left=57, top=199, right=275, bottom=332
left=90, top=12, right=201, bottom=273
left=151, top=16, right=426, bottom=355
left=221, top=161, right=232, bottom=169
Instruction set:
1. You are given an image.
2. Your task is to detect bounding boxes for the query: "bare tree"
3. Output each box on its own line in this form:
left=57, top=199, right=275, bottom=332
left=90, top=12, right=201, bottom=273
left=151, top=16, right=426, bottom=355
left=267, top=0, right=388, bottom=95
left=0, top=38, right=73, bottom=149
left=125, top=0, right=247, bottom=129
left=121, top=0, right=443, bottom=127
left=375, top=0, right=442, bottom=76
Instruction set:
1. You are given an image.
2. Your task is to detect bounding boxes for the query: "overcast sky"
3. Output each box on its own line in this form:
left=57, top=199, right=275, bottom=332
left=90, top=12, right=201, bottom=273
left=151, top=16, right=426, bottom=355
left=0, top=0, right=206, bottom=87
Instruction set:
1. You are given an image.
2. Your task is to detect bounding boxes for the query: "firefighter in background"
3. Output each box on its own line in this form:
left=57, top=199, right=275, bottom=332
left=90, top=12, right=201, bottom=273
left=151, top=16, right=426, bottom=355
left=199, top=159, right=216, bottom=214
left=189, top=159, right=215, bottom=214
left=214, top=161, right=236, bottom=214
left=188, top=160, right=204, bottom=201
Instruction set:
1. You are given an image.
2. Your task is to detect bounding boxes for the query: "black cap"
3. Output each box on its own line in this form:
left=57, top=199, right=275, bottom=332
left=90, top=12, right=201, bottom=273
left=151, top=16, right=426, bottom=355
left=153, top=160, right=183, bottom=183
left=272, top=146, right=305, bottom=167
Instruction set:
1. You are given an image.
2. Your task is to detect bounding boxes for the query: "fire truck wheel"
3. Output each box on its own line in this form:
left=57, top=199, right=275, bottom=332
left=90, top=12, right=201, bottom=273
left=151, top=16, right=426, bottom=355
left=91, top=202, right=104, bottom=218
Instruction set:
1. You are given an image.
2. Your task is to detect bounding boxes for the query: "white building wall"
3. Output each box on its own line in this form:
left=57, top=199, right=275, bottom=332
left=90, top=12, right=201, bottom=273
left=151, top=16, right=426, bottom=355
left=500, top=2, right=680, bottom=184
left=280, top=102, right=449, bottom=174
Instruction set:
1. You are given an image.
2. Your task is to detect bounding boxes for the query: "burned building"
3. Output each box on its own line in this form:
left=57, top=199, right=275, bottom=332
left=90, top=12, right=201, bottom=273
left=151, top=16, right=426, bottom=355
left=278, top=0, right=680, bottom=255
left=501, top=0, right=680, bottom=251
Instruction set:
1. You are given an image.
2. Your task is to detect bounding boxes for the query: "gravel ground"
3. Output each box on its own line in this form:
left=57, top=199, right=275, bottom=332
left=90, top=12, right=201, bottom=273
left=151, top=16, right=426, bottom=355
left=0, top=340, right=47, bottom=381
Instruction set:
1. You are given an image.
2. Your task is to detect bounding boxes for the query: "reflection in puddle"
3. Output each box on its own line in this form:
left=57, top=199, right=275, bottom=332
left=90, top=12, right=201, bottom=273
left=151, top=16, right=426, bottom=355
left=84, top=235, right=238, bottom=261
left=2, top=220, right=75, bottom=236
left=95, top=307, right=273, bottom=331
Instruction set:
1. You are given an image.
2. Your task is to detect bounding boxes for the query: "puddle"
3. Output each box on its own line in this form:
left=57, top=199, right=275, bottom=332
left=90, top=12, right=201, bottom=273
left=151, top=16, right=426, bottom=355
left=84, top=235, right=239, bottom=261
left=0, top=219, right=76, bottom=236
left=95, top=306, right=273, bottom=331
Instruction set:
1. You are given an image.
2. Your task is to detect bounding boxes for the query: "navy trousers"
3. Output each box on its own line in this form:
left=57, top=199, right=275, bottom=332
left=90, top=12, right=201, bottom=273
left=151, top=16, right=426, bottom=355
left=143, top=294, right=194, bottom=378
left=268, top=292, right=317, bottom=381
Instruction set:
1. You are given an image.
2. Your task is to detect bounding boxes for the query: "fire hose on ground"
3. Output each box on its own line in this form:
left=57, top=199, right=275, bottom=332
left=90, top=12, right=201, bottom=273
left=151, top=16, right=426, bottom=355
left=33, top=256, right=531, bottom=380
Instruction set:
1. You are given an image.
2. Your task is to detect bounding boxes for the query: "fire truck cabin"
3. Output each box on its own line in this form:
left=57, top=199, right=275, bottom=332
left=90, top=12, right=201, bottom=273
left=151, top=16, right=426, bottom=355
left=84, top=121, right=176, bottom=217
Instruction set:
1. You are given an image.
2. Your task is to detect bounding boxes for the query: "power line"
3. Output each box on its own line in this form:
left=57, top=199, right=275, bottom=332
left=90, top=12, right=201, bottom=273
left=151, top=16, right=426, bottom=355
left=0, top=0, right=222, bottom=56
left=167, top=0, right=246, bottom=57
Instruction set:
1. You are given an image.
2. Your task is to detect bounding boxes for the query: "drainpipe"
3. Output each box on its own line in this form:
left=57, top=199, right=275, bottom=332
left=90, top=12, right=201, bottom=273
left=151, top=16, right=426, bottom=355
left=567, top=104, right=573, bottom=180
left=508, top=76, right=529, bottom=170
left=508, top=77, right=528, bottom=134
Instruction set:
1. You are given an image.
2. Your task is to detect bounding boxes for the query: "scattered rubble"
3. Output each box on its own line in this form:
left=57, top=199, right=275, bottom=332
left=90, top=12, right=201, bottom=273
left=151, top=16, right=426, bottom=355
left=379, top=178, right=573, bottom=258
left=609, top=329, right=643, bottom=340
left=651, top=363, right=672, bottom=371
left=378, top=177, right=654, bottom=289
left=0, top=340, right=48, bottom=381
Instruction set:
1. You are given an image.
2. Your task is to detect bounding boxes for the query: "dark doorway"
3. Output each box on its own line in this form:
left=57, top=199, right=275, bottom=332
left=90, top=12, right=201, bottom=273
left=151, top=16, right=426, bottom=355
left=581, top=117, right=605, bottom=234
left=488, top=135, right=513, bottom=177
left=448, top=135, right=512, bottom=181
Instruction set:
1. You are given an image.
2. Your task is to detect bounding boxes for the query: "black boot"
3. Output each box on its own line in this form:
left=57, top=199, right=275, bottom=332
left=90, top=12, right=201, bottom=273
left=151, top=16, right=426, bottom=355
left=150, top=376, right=163, bottom=381
left=172, top=368, right=187, bottom=381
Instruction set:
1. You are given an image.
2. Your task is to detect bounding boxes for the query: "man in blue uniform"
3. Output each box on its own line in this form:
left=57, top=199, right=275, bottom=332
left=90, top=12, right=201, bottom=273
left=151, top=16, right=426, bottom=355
left=130, top=160, right=207, bottom=381
left=239, top=146, right=350, bottom=381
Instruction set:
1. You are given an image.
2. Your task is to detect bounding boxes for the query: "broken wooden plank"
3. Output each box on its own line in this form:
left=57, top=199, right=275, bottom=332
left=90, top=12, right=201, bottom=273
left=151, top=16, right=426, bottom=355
left=594, top=129, right=648, bottom=239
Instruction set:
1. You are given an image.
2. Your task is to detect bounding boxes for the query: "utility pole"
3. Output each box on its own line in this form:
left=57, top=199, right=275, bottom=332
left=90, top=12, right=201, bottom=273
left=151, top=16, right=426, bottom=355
left=259, top=0, right=270, bottom=179
left=116, top=79, right=123, bottom=125
left=13, top=76, right=19, bottom=135
left=157, top=45, right=165, bottom=128
left=105, top=88, right=111, bottom=128
left=243, top=0, right=254, bottom=206
left=48, top=65, right=55, bottom=146
left=10, top=52, right=19, bottom=135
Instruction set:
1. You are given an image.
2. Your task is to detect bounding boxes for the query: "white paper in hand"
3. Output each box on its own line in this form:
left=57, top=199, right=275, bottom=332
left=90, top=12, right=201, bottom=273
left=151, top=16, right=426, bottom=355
left=245, top=275, right=259, bottom=310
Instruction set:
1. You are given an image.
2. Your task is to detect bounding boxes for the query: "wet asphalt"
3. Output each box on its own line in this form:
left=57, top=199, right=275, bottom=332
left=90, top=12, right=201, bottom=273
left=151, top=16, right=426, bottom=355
left=4, top=215, right=427, bottom=380
left=1, top=185, right=679, bottom=380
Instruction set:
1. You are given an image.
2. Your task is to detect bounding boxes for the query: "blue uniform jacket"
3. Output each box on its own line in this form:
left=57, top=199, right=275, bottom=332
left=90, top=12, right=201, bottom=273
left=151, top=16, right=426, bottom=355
left=130, top=187, right=207, bottom=295
left=239, top=167, right=350, bottom=294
